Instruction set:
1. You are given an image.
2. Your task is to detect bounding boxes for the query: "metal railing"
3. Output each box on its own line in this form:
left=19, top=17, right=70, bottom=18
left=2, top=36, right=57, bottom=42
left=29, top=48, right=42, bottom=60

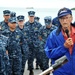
left=39, top=55, right=68, bottom=75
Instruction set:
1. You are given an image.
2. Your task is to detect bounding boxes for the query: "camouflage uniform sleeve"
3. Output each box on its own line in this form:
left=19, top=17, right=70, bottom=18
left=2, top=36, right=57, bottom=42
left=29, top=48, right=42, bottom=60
left=38, top=22, right=42, bottom=28
left=20, top=31, right=29, bottom=53
left=38, top=26, right=43, bottom=40
left=5, top=38, right=9, bottom=50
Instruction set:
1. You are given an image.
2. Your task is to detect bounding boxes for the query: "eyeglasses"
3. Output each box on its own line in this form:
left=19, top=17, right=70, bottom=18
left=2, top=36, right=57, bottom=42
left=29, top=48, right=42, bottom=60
left=59, top=16, right=72, bottom=21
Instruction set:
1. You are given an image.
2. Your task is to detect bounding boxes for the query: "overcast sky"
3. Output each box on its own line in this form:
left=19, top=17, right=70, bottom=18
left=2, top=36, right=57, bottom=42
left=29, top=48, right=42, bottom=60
left=0, top=0, right=75, bottom=8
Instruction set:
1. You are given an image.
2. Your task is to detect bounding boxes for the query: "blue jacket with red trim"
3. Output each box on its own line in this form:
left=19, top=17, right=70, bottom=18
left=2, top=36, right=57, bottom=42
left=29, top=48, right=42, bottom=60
left=45, top=29, right=75, bottom=75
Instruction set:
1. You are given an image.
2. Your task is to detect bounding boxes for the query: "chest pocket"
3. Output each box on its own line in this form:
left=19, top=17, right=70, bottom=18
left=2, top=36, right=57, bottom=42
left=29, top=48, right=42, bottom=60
left=43, top=32, right=47, bottom=37
left=34, top=27, right=39, bottom=36
left=0, top=39, right=6, bottom=47
left=43, top=30, right=48, bottom=37
left=8, top=33, right=20, bottom=46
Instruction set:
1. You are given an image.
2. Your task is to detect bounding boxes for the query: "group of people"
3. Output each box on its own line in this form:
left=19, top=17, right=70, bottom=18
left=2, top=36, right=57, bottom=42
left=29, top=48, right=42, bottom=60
left=0, top=8, right=57, bottom=75
left=0, top=7, right=75, bottom=75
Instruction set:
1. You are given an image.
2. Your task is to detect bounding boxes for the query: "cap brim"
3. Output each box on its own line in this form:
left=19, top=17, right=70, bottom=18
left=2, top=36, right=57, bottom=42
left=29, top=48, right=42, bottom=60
left=45, top=23, right=50, bottom=25
left=18, top=19, right=24, bottom=21
left=10, top=22, right=16, bottom=23
left=10, top=21, right=16, bottom=23
left=30, top=15, right=34, bottom=17
left=58, top=13, right=70, bottom=18
left=4, top=14, right=10, bottom=16
left=29, top=15, right=34, bottom=17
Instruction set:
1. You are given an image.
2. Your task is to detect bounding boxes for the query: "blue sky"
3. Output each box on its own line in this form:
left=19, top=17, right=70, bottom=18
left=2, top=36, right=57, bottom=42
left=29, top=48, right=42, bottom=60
left=0, top=0, right=75, bottom=9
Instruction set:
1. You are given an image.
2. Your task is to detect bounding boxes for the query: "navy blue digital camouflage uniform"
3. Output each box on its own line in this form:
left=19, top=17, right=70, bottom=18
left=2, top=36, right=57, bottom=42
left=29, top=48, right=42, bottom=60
left=2, top=28, right=25, bottom=75
left=0, top=10, right=11, bottom=31
left=34, top=16, right=41, bottom=69
left=2, top=17, right=26, bottom=75
left=25, top=11, right=42, bottom=71
left=0, top=21, right=9, bottom=31
left=38, top=16, right=57, bottom=71
left=17, top=15, right=29, bottom=75
left=0, top=32, right=10, bottom=75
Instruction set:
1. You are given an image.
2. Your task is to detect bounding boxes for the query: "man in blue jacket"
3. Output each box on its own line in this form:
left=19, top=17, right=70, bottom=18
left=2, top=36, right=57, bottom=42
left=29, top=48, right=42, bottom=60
left=45, top=7, right=75, bottom=75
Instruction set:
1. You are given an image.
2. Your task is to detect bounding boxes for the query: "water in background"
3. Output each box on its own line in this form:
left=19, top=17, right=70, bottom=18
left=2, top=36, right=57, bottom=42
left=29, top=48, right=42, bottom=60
left=0, top=7, right=75, bottom=25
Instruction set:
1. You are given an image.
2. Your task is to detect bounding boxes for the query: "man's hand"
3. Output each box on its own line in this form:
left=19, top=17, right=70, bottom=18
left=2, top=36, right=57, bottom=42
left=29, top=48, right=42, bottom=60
left=6, top=50, right=8, bottom=55
left=39, top=36, right=42, bottom=40
left=64, top=38, right=73, bottom=48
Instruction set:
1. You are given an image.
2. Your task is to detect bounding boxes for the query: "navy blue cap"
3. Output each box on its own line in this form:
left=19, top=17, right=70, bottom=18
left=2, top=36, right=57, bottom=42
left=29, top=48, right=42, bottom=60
left=3, top=10, right=11, bottom=15
left=58, top=7, right=72, bottom=18
left=8, top=17, right=16, bottom=23
left=28, top=11, right=35, bottom=16
left=10, top=12, right=16, bottom=17
left=44, top=16, right=52, bottom=25
left=52, top=17, right=60, bottom=27
left=34, top=17, right=40, bottom=21
left=17, top=15, right=25, bottom=21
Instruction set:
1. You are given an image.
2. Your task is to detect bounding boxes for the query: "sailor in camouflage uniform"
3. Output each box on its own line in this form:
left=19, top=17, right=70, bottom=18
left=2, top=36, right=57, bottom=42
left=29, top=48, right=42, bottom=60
left=34, top=16, right=41, bottom=69
left=0, top=10, right=11, bottom=31
left=17, top=15, right=29, bottom=75
left=10, top=12, right=16, bottom=18
left=25, top=11, right=42, bottom=75
left=34, top=16, right=40, bottom=22
left=2, top=17, right=26, bottom=75
left=52, top=17, right=60, bottom=27
left=0, top=26, right=10, bottom=75
left=38, top=16, right=57, bottom=75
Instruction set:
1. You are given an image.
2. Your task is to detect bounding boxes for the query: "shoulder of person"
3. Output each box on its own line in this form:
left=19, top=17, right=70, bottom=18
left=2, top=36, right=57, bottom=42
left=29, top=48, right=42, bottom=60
left=2, top=29, right=9, bottom=33
left=49, top=29, right=57, bottom=36
left=1, top=34, right=8, bottom=41
left=25, top=21, right=29, bottom=25
left=0, top=21, right=4, bottom=25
